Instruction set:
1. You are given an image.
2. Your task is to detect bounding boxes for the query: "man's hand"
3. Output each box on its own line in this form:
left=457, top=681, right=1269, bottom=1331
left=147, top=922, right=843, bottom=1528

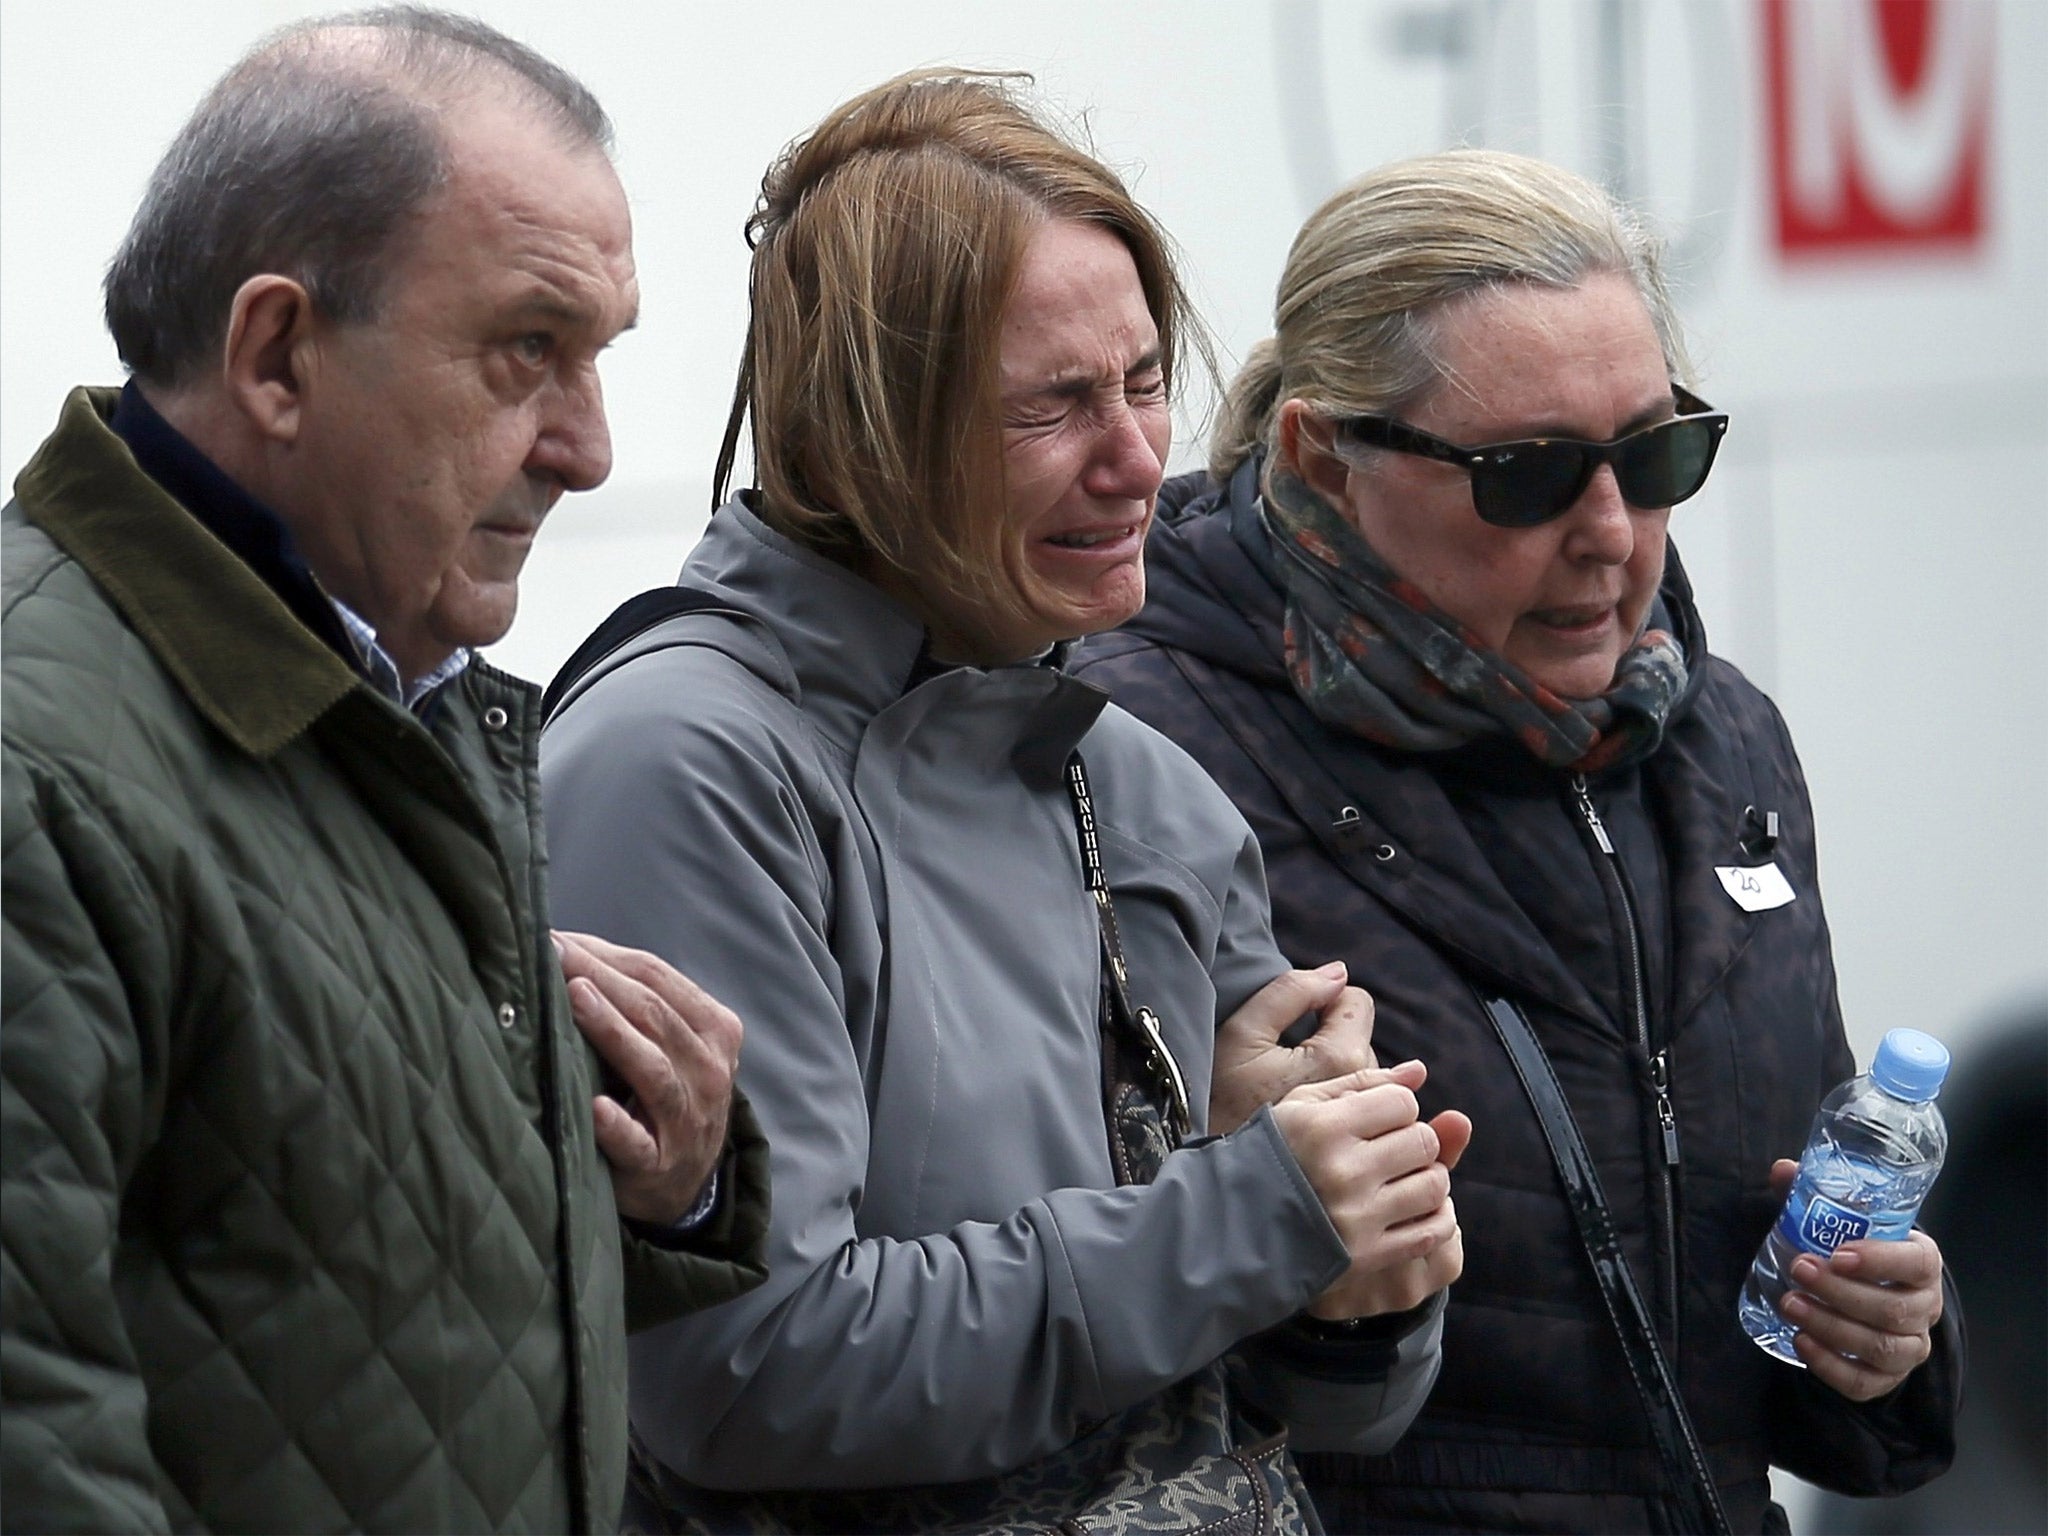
left=1211, top=962, right=1378, bottom=1134
left=1767, top=1159, right=1946, bottom=1400
left=555, top=930, right=740, bottom=1227
left=1270, top=1064, right=1472, bottom=1318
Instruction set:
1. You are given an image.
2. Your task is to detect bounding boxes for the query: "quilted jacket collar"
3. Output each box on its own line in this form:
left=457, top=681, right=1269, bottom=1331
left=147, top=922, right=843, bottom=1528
left=11, top=386, right=359, bottom=759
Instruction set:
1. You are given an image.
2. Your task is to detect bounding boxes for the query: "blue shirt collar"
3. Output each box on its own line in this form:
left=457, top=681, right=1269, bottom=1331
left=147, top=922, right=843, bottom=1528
left=329, top=597, right=473, bottom=709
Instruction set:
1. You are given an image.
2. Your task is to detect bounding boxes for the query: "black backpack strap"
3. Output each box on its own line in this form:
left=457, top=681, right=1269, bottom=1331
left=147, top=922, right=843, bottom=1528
left=541, top=587, right=738, bottom=725
left=1479, top=993, right=1733, bottom=1535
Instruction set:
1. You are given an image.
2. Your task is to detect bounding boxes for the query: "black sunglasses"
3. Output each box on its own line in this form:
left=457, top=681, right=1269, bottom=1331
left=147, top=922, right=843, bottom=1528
left=1332, top=385, right=1730, bottom=529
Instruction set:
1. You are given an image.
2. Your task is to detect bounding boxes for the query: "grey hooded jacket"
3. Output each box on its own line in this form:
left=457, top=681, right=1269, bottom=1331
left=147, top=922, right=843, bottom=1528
left=539, top=497, right=1443, bottom=1493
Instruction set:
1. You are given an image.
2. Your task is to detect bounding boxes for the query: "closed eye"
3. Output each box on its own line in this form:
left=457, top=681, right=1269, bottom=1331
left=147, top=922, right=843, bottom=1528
left=1005, top=402, right=1071, bottom=431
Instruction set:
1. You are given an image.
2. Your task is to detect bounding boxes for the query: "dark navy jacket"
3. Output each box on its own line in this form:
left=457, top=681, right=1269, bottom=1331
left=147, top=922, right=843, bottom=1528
left=1076, top=466, right=1961, bottom=1534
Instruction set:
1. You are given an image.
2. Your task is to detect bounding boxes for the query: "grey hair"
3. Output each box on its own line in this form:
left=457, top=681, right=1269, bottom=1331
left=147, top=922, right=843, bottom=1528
left=1211, top=148, right=1694, bottom=481
left=103, top=5, right=612, bottom=387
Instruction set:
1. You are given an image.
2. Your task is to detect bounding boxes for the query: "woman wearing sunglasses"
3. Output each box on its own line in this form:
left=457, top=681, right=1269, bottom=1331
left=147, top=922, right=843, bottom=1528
left=1079, top=150, right=1961, bottom=1533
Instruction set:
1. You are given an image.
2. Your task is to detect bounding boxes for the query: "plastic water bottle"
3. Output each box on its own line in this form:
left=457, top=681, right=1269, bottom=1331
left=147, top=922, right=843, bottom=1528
left=1738, top=1028, right=1950, bottom=1364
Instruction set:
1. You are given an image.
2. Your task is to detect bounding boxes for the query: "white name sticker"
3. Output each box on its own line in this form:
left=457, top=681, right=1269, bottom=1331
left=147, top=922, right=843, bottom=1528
left=1715, top=863, right=1796, bottom=912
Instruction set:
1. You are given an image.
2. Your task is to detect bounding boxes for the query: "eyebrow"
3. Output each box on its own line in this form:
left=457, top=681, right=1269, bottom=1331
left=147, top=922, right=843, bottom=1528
left=1502, top=393, right=1677, bottom=444
left=1621, top=392, right=1679, bottom=435
left=510, top=296, right=588, bottom=326
left=507, top=293, right=639, bottom=337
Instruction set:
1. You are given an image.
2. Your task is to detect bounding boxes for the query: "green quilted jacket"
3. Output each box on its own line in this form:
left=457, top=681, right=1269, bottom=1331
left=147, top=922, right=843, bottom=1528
left=0, top=389, right=770, bottom=1533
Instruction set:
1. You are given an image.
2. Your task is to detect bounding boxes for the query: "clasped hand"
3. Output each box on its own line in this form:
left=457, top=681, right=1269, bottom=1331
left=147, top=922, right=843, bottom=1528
left=1767, top=1158, right=1946, bottom=1400
left=555, top=931, right=742, bottom=1227
left=1215, top=963, right=1471, bottom=1319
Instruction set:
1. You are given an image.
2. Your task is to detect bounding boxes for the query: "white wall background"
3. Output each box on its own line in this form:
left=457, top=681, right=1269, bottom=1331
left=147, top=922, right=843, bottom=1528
left=4, top=1, right=2043, bottom=1522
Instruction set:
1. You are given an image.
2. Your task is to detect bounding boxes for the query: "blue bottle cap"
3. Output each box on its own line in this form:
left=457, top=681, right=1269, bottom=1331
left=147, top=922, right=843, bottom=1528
left=1871, top=1028, right=1950, bottom=1102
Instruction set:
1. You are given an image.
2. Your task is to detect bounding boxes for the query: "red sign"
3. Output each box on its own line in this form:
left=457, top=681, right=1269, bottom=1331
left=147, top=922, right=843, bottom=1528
left=1764, top=0, right=1993, bottom=255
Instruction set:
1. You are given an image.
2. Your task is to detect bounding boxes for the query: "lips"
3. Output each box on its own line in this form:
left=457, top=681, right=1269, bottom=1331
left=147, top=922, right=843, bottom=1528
left=1528, top=602, right=1616, bottom=633
left=1045, top=523, right=1138, bottom=549
left=480, top=484, right=561, bottom=540
left=1040, top=517, right=1145, bottom=556
left=477, top=517, right=544, bottom=542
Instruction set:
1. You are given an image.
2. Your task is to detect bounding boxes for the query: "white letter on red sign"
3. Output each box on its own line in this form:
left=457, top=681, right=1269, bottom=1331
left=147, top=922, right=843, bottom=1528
left=1766, top=0, right=1992, bottom=255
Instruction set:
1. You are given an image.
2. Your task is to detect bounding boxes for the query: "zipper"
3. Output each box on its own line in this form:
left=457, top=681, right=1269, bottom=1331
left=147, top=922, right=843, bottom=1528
left=1650, top=1047, right=1681, bottom=1165
left=1568, top=772, right=1682, bottom=1345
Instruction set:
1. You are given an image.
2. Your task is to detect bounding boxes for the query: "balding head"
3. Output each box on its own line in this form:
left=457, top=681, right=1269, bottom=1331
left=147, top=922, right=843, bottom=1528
left=103, top=5, right=611, bottom=388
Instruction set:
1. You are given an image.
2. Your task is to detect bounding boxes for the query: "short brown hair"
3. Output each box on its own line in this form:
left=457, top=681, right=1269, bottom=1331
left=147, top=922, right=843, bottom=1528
left=717, top=70, right=1194, bottom=627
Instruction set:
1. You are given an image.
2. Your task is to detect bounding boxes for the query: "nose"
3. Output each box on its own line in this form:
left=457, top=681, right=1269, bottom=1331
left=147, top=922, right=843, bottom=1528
left=1560, top=464, right=1634, bottom=563
left=1083, top=400, right=1167, bottom=503
left=529, top=367, right=614, bottom=494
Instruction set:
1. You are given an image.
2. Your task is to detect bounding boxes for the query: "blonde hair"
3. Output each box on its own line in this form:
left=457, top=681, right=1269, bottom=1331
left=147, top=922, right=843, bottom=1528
left=718, top=70, right=1193, bottom=626
left=1212, top=148, right=1692, bottom=481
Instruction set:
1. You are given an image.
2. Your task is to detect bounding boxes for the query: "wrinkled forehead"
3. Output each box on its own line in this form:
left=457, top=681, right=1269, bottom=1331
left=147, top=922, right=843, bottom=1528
left=999, top=220, right=1158, bottom=382
left=375, top=95, right=638, bottom=339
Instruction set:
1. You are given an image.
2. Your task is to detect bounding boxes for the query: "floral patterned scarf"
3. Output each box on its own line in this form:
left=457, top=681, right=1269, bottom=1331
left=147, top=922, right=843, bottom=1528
left=1259, top=465, right=1690, bottom=774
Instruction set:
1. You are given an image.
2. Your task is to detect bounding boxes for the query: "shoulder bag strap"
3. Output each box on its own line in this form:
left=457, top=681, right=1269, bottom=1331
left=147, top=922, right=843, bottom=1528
left=1063, top=753, right=1192, bottom=1163
left=1163, top=647, right=1725, bottom=1528
left=1481, top=993, right=1733, bottom=1536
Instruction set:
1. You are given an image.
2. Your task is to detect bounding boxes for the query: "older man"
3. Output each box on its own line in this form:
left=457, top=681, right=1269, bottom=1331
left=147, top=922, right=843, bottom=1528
left=1, top=10, right=766, bottom=1532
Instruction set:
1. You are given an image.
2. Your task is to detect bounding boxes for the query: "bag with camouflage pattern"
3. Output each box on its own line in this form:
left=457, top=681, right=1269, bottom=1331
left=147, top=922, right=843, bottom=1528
left=625, top=1362, right=1318, bottom=1535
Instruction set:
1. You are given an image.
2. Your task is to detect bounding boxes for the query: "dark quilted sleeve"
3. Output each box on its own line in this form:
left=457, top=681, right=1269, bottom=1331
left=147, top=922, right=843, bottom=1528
left=1768, top=1276, right=1964, bottom=1494
left=620, top=1087, right=773, bottom=1335
left=2, top=748, right=170, bottom=1534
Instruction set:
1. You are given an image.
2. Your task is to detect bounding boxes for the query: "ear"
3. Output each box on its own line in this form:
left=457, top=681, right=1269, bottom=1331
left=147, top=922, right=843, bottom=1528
left=1277, top=398, right=1352, bottom=506
left=220, top=275, right=318, bottom=443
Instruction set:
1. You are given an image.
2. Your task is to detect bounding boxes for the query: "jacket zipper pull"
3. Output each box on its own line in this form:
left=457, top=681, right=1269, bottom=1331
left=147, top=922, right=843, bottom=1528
left=1650, top=1048, right=1681, bottom=1165
left=1569, top=773, right=1615, bottom=855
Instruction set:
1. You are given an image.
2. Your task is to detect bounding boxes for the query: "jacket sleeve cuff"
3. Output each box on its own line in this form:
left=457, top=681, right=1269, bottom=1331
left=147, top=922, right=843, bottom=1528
left=621, top=1167, right=721, bottom=1251
left=1231, top=1289, right=1446, bottom=1453
left=1766, top=1264, right=1964, bottom=1494
left=1266, top=1291, right=1447, bottom=1383
left=1238, top=1105, right=1354, bottom=1293
left=620, top=1088, right=773, bottom=1334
